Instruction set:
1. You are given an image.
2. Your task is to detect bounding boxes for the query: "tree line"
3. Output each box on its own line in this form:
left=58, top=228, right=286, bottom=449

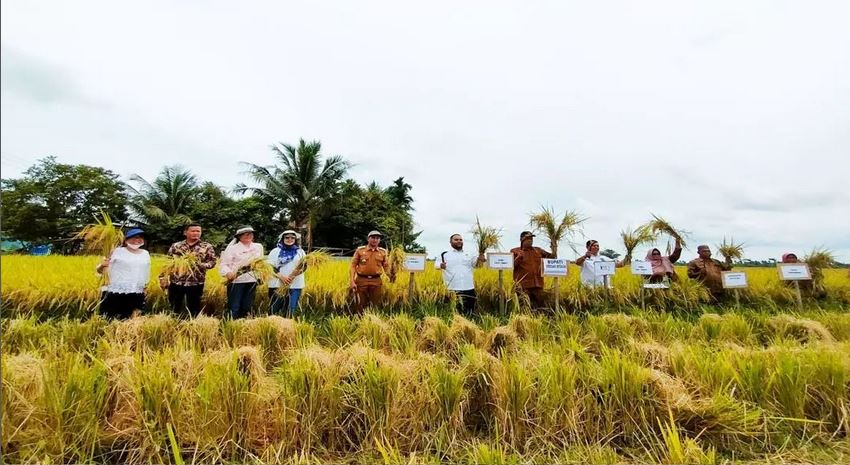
left=1, top=139, right=424, bottom=254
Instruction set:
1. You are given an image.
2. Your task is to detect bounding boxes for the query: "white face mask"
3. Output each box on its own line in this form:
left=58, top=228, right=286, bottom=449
left=126, top=243, right=143, bottom=250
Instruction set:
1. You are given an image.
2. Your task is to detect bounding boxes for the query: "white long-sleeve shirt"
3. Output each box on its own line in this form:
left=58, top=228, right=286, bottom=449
left=101, top=247, right=151, bottom=294
left=438, top=248, right=479, bottom=291
left=219, top=242, right=264, bottom=284
left=580, top=254, right=614, bottom=287
left=266, top=247, right=307, bottom=289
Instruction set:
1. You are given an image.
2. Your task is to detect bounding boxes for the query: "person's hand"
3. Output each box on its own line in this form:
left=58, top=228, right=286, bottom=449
left=225, top=272, right=236, bottom=281
left=282, top=275, right=293, bottom=285
left=513, top=250, right=523, bottom=260
left=99, top=257, right=110, bottom=269
left=585, top=251, right=592, bottom=259
left=350, top=280, right=358, bottom=291
left=159, top=277, right=169, bottom=289
left=440, top=261, right=447, bottom=270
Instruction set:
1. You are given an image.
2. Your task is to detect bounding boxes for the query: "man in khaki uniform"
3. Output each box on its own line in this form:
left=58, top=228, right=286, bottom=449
left=687, top=245, right=732, bottom=301
left=510, top=231, right=554, bottom=309
left=350, top=230, right=392, bottom=312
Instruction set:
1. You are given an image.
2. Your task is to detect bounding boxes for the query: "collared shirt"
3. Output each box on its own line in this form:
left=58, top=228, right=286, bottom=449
left=352, top=246, right=388, bottom=276
left=165, top=240, right=217, bottom=286
left=438, top=248, right=479, bottom=291
left=219, top=242, right=264, bottom=284
left=510, top=246, right=554, bottom=289
left=687, top=257, right=730, bottom=293
left=580, top=254, right=614, bottom=287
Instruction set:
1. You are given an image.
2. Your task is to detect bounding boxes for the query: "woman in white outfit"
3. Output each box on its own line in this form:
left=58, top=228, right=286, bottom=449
left=266, top=230, right=307, bottom=317
left=96, top=228, right=151, bottom=319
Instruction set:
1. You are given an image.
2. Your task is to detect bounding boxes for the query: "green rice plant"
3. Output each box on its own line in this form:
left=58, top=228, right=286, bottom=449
left=491, top=356, right=534, bottom=446
left=387, top=313, right=417, bottom=355
left=591, top=347, right=660, bottom=443
left=321, top=315, right=357, bottom=349
left=417, top=316, right=455, bottom=355
left=653, top=410, right=717, bottom=465
left=692, top=313, right=755, bottom=345
left=531, top=352, right=581, bottom=445
left=466, top=441, right=516, bottom=465
left=340, top=352, right=401, bottom=446
left=356, top=312, right=392, bottom=352
left=428, top=360, right=464, bottom=423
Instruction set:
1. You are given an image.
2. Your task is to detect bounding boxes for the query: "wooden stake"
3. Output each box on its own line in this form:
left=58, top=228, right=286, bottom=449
left=793, top=280, right=803, bottom=309
left=498, top=269, right=506, bottom=313
left=408, top=272, right=416, bottom=301
left=553, top=277, right=560, bottom=313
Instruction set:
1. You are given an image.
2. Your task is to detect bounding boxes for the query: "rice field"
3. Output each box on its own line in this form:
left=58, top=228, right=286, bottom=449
left=1, top=255, right=849, bottom=464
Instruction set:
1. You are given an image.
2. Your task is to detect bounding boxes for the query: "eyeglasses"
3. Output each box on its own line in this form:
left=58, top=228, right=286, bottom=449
left=283, top=236, right=296, bottom=240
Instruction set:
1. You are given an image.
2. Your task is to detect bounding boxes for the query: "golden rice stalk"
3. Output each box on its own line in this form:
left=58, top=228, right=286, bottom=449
left=621, top=225, right=655, bottom=262
left=528, top=206, right=586, bottom=257
left=803, top=248, right=836, bottom=271
left=716, top=237, right=745, bottom=264
left=160, top=253, right=201, bottom=282
left=644, top=213, right=688, bottom=248
left=387, top=247, right=406, bottom=278
left=234, top=256, right=275, bottom=283
left=276, top=250, right=332, bottom=292
left=471, top=216, right=501, bottom=255
left=72, top=211, right=124, bottom=257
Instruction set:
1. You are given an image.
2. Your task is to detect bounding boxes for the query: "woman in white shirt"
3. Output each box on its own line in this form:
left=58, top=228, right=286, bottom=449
left=96, top=228, right=151, bottom=319
left=266, top=230, right=307, bottom=317
left=575, top=239, right=625, bottom=288
left=219, top=226, right=264, bottom=319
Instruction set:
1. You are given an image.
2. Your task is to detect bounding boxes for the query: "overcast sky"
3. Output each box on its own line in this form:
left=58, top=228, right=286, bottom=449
left=2, top=1, right=848, bottom=261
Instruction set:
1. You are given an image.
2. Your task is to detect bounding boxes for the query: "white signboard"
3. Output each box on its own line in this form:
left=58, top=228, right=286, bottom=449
left=541, top=258, right=569, bottom=277
left=777, top=263, right=812, bottom=281
left=630, top=260, right=653, bottom=276
left=403, top=254, right=426, bottom=272
left=721, top=271, right=748, bottom=289
left=643, top=283, right=669, bottom=289
left=594, top=260, right=617, bottom=276
left=487, top=253, right=514, bottom=270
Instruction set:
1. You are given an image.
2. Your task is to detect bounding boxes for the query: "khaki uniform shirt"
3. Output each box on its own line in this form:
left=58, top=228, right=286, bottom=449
left=687, top=258, right=730, bottom=293
left=352, top=246, right=388, bottom=278
left=510, top=246, right=554, bottom=289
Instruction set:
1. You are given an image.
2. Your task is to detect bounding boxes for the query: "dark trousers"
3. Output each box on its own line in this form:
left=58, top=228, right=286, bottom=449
left=520, top=287, right=545, bottom=309
left=453, top=289, right=477, bottom=315
left=226, top=282, right=257, bottom=319
left=168, top=283, right=204, bottom=317
left=99, top=292, right=145, bottom=320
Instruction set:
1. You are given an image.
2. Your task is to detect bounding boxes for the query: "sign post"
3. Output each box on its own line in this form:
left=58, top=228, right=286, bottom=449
left=594, top=260, right=617, bottom=301
left=403, top=254, right=426, bottom=301
left=542, top=258, right=569, bottom=312
left=777, top=263, right=812, bottom=309
left=630, top=260, right=653, bottom=310
left=721, top=271, right=748, bottom=308
left=487, top=253, right=514, bottom=313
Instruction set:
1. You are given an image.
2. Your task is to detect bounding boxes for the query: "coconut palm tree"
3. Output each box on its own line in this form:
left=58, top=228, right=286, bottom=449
left=127, top=166, right=198, bottom=225
left=236, top=139, right=351, bottom=250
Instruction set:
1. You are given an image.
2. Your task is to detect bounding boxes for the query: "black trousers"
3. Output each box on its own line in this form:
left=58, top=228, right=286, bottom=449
left=453, top=289, right=477, bottom=315
left=99, top=292, right=145, bottom=320
left=168, top=284, right=205, bottom=317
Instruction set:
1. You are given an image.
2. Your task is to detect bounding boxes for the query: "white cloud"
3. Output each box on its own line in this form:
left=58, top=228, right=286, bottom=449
left=2, top=0, right=849, bottom=261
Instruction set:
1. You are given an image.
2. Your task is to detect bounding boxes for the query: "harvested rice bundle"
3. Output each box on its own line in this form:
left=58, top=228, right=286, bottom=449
left=621, top=226, right=655, bottom=263
left=644, top=213, right=688, bottom=251
left=716, top=237, right=745, bottom=265
left=471, top=216, right=501, bottom=256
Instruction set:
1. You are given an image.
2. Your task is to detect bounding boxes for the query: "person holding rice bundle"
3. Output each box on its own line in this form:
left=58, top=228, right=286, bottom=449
left=644, top=238, right=682, bottom=284
left=266, top=230, right=307, bottom=317
left=687, top=245, right=732, bottom=301
left=438, top=233, right=486, bottom=315
left=511, top=231, right=554, bottom=309
left=96, top=228, right=151, bottom=320
left=575, top=239, right=625, bottom=287
left=219, top=225, right=264, bottom=319
left=160, top=223, right=217, bottom=317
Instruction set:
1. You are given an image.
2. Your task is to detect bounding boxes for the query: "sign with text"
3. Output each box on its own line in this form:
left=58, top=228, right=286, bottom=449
left=721, top=271, right=748, bottom=289
left=630, top=260, right=653, bottom=275
left=593, top=260, right=617, bottom=276
left=403, top=254, right=427, bottom=272
left=541, top=258, right=569, bottom=277
left=777, top=263, right=812, bottom=281
left=487, top=253, right=514, bottom=270
left=643, top=283, right=669, bottom=289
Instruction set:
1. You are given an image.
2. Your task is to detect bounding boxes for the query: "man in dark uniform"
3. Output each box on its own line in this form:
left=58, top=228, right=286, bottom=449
left=350, top=230, right=393, bottom=313
left=687, top=245, right=733, bottom=302
left=510, top=231, right=554, bottom=310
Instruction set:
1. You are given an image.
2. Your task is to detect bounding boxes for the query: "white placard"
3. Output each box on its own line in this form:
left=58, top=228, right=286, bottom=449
left=403, top=254, right=426, bottom=272
left=594, top=260, right=617, bottom=276
left=630, top=260, right=653, bottom=275
left=777, top=263, right=812, bottom=281
left=643, top=283, right=669, bottom=289
left=721, top=271, right=748, bottom=289
left=542, top=258, right=569, bottom=277
left=487, top=253, right=514, bottom=270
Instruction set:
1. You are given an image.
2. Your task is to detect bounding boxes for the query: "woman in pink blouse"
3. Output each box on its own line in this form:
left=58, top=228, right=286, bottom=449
left=219, top=225, right=264, bottom=318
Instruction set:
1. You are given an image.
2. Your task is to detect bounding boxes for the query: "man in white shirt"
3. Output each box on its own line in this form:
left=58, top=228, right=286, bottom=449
left=437, top=234, right=485, bottom=315
left=575, top=239, right=625, bottom=287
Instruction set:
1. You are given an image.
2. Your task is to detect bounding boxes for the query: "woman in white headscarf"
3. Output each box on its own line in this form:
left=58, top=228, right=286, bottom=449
left=266, top=230, right=307, bottom=317
left=219, top=225, right=264, bottom=318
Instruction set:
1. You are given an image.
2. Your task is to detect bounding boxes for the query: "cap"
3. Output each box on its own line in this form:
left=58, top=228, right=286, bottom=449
left=280, top=229, right=301, bottom=240
left=520, top=231, right=535, bottom=239
left=235, top=226, right=255, bottom=237
left=368, top=230, right=383, bottom=237
left=125, top=228, right=145, bottom=239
